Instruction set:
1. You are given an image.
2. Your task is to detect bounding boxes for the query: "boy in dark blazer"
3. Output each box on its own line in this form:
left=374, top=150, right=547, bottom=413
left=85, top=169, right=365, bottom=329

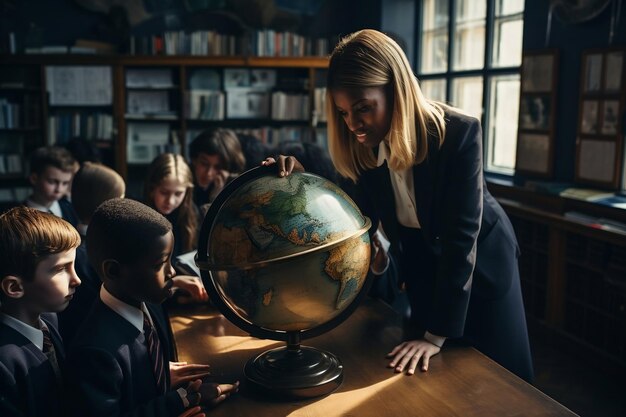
left=24, top=146, right=79, bottom=227
left=0, top=207, right=82, bottom=417
left=64, top=198, right=238, bottom=417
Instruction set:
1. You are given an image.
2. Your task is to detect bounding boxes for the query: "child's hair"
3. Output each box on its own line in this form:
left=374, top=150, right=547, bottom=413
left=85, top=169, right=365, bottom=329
left=276, top=140, right=338, bottom=184
left=29, top=146, right=77, bottom=175
left=237, top=133, right=272, bottom=171
left=87, top=198, right=172, bottom=271
left=189, top=128, right=246, bottom=173
left=72, top=162, right=126, bottom=224
left=144, top=153, right=197, bottom=252
left=0, top=207, right=80, bottom=282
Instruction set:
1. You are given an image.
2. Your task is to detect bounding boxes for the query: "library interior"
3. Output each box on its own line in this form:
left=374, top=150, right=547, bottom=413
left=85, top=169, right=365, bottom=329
left=1, top=1, right=625, bottom=416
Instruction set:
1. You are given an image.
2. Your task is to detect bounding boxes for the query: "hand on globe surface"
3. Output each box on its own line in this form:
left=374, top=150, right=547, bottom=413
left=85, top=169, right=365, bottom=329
left=261, top=154, right=304, bottom=177
left=386, top=339, right=441, bottom=375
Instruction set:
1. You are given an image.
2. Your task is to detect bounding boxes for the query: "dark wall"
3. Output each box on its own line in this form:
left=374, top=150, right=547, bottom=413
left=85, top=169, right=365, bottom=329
left=522, top=1, right=626, bottom=182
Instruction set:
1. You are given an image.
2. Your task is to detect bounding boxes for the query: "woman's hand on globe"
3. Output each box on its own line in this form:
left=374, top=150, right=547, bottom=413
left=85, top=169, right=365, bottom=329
left=261, top=155, right=304, bottom=177
left=386, top=339, right=441, bottom=375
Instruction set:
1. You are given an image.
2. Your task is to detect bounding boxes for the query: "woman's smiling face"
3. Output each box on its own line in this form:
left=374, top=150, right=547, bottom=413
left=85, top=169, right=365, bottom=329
left=332, top=86, right=393, bottom=148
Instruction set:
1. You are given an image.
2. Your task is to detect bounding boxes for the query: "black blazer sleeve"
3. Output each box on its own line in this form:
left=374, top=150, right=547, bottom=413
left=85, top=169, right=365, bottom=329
left=66, top=346, right=184, bottom=417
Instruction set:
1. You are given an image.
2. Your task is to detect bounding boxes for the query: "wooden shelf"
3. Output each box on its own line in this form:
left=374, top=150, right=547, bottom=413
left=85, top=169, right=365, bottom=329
left=0, top=53, right=329, bottom=183
left=492, top=182, right=626, bottom=370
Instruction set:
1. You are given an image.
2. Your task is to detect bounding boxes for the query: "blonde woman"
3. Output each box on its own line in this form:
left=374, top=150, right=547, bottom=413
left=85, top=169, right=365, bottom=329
left=264, top=29, right=533, bottom=382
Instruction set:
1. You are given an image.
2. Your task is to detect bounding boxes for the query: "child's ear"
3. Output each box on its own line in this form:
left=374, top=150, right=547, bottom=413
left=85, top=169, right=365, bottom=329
left=102, top=259, right=122, bottom=281
left=0, top=276, right=25, bottom=299
left=28, top=172, right=39, bottom=186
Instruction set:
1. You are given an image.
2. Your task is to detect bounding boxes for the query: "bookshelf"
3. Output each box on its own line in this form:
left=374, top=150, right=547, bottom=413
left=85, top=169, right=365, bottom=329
left=489, top=182, right=626, bottom=373
left=0, top=62, right=44, bottom=204
left=0, top=54, right=329, bottom=200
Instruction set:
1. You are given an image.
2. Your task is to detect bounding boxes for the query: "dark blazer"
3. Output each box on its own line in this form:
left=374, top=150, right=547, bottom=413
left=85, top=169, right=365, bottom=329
left=65, top=299, right=184, bottom=417
left=0, top=313, right=64, bottom=417
left=57, top=237, right=100, bottom=346
left=58, top=197, right=79, bottom=227
left=346, top=109, right=520, bottom=338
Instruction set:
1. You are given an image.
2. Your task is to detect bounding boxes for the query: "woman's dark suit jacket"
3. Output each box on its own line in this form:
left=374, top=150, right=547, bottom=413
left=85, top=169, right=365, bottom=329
left=346, top=108, right=520, bottom=339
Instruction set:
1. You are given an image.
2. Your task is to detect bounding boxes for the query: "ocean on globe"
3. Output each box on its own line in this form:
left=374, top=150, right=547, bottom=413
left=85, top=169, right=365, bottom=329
left=202, top=171, right=371, bottom=333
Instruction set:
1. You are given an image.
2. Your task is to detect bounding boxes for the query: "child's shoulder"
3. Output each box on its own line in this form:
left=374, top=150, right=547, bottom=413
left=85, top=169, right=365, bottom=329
left=0, top=321, right=43, bottom=371
left=69, top=300, right=142, bottom=353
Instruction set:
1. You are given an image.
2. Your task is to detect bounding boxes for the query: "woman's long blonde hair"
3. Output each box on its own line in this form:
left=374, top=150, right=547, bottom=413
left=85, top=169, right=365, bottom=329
left=144, top=153, right=197, bottom=252
left=326, top=29, right=446, bottom=182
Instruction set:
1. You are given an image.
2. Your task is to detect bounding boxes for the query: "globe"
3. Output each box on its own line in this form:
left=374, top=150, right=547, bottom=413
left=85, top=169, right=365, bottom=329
left=196, top=166, right=372, bottom=399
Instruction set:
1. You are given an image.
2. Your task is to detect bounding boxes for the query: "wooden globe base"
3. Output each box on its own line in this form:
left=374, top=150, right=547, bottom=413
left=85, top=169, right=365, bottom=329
left=244, top=344, right=343, bottom=399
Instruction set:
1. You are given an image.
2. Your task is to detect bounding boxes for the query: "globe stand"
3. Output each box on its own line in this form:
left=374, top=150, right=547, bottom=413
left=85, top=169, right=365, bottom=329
left=244, top=331, right=343, bottom=399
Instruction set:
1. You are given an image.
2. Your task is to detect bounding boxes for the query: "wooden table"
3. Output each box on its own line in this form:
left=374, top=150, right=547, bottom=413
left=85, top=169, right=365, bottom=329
left=169, top=298, right=578, bottom=417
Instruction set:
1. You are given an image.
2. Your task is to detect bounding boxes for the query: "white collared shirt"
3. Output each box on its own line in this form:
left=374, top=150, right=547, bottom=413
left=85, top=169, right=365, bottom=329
left=100, top=285, right=154, bottom=333
left=0, top=312, right=46, bottom=351
left=377, top=142, right=421, bottom=229
left=25, top=198, right=62, bottom=218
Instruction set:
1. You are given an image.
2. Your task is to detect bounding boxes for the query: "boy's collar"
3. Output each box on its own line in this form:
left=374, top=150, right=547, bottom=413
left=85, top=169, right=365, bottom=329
left=25, top=199, right=62, bottom=217
left=100, top=285, right=145, bottom=332
left=0, top=311, right=45, bottom=350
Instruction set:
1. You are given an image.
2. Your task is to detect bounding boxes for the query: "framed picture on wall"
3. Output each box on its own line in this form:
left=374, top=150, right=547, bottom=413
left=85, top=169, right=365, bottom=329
left=519, top=95, right=551, bottom=130
left=580, top=100, right=599, bottom=134
left=600, top=100, right=619, bottom=135
left=576, top=47, right=625, bottom=189
left=583, top=53, right=603, bottom=93
left=516, top=133, right=550, bottom=174
left=576, top=138, right=618, bottom=186
left=516, top=49, right=558, bottom=177
left=604, top=51, right=623, bottom=92
left=521, top=54, right=555, bottom=93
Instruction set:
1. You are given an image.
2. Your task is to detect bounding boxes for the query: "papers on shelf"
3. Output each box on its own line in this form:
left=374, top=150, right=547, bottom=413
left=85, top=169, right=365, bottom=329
left=125, top=68, right=174, bottom=88
left=45, top=66, right=113, bottom=105
left=559, top=187, right=615, bottom=201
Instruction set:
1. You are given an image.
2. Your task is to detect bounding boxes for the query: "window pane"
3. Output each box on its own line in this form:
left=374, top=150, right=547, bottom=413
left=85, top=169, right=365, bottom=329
left=487, top=74, right=520, bottom=172
left=495, top=0, right=524, bottom=16
left=453, top=0, right=486, bottom=70
left=420, top=79, right=447, bottom=102
left=492, top=17, right=523, bottom=67
left=451, top=76, right=483, bottom=120
left=421, top=0, right=449, bottom=73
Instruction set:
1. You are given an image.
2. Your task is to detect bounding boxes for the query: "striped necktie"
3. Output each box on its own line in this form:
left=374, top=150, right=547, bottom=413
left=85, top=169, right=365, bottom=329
left=41, top=322, right=63, bottom=386
left=143, top=312, right=167, bottom=394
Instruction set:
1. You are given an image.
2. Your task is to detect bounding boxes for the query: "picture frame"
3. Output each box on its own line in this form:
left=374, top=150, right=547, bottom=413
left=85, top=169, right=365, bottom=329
left=521, top=54, right=554, bottom=93
left=583, top=53, right=603, bottom=93
left=575, top=138, right=618, bottom=186
left=603, top=51, right=623, bottom=92
left=515, top=49, right=558, bottom=177
left=515, top=133, right=551, bottom=175
left=600, top=100, right=619, bottom=135
left=519, top=95, right=551, bottom=130
left=580, top=100, right=599, bottom=134
left=576, top=48, right=625, bottom=190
